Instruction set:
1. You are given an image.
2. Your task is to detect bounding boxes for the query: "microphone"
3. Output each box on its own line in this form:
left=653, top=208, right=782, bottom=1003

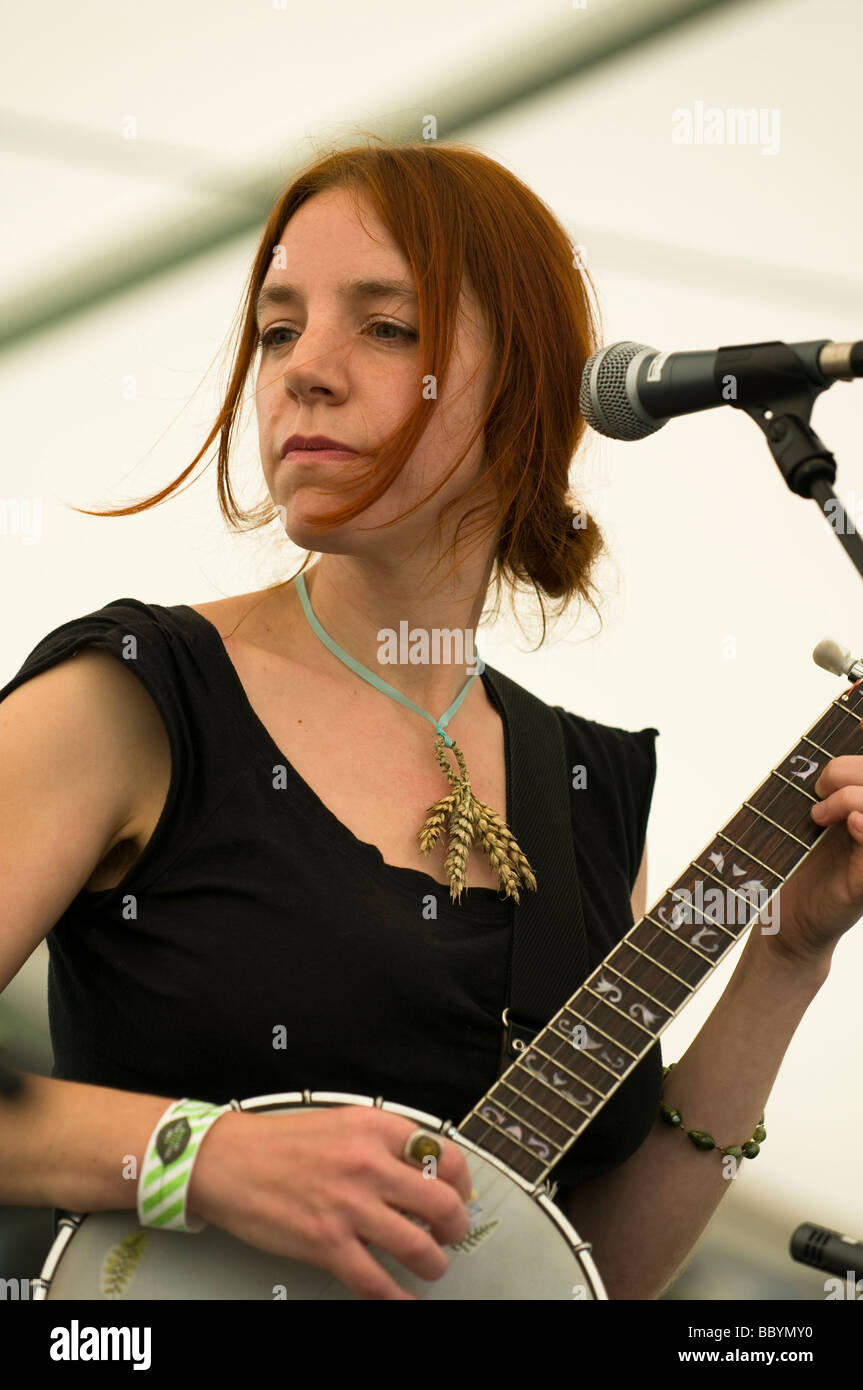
left=580, top=338, right=863, bottom=441
left=790, top=1221, right=863, bottom=1281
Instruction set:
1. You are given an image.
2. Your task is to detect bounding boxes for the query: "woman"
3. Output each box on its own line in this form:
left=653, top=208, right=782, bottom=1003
left=0, top=141, right=859, bottom=1302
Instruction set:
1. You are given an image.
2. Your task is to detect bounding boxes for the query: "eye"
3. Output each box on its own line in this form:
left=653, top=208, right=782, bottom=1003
left=259, top=326, right=294, bottom=350
left=366, top=318, right=418, bottom=344
left=258, top=317, right=418, bottom=351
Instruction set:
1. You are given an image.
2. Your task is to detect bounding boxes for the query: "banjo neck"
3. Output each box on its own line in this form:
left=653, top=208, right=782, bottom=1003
left=457, top=672, right=863, bottom=1187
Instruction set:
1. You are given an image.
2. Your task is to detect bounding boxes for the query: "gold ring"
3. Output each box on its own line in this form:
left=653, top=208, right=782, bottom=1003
left=403, top=1129, right=443, bottom=1166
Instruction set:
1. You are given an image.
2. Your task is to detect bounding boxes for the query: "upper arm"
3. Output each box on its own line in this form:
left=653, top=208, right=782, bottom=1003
left=0, top=647, right=163, bottom=991
left=630, top=840, right=648, bottom=921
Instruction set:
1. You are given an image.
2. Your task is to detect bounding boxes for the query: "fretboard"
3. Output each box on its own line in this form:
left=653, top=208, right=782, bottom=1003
left=457, top=674, right=863, bottom=1185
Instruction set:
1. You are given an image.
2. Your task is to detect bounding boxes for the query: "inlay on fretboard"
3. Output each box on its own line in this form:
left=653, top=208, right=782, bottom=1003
left=457, top=675, right=863, bottom=1185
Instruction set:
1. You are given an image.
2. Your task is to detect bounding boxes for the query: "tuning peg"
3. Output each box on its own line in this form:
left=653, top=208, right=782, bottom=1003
left=813, top=639, right=863, bottom=681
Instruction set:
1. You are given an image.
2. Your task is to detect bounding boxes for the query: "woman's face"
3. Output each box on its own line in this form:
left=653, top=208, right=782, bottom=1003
left=255, top=186, right=496, bottom=562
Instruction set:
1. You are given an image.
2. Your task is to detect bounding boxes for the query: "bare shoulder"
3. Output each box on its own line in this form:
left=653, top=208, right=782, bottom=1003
left=185, top=593, right=248, bottom=632
left=0, top=647, right=171, bottom=907
left=186, top=587, right=303, bottom=665
left=80, top=647, right=173, bottom=849
left=186, top=589, right=276, bottom=641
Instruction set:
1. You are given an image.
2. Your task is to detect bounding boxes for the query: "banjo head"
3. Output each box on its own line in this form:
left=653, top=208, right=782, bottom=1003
left=35, top=1092, right=606, bottom=1301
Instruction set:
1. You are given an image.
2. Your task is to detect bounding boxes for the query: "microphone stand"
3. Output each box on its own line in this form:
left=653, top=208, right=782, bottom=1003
left=713, top=347, right=863, bottom=1297
left=718, top=341, right=863, bottom=579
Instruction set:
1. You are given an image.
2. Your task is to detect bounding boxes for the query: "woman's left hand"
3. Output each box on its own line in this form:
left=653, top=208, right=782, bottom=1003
left=769, top=748, right=863, bottom=967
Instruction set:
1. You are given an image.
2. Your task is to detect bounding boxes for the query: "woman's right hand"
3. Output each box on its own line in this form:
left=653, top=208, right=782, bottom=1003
left=186, top=1105, right=475, bottom=1300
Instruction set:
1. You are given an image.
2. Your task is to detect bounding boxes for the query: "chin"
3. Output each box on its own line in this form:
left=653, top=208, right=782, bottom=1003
left=274, top=507, right=358, bottom=554
left=275, top=496, right=403, bottom=551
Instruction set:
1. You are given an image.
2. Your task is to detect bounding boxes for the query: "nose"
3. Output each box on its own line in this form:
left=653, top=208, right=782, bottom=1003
left=280, top=321, right=351, bottom=402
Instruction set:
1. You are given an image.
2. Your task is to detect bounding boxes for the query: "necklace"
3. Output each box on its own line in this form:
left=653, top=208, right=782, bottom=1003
left=294, top=570, right=536, bottom=905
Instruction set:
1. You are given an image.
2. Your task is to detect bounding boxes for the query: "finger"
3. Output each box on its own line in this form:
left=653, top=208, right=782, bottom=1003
left=813, top=756, right=863, bottom=798
left=330, top=1237, right=421, bottom=1301
left=355, top=1205, right=452, bottom=1284
left=391, top=1120, right=473, bottom=1203
left=811, top=786, right=863, bottom=823
left=370, top=1160, right=472, bottom=1246
left=435, top=1142, right=474, bottom=1205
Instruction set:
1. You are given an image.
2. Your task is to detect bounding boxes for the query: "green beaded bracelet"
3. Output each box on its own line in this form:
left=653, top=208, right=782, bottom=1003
left=659, top=1063, right=766, bottom=1160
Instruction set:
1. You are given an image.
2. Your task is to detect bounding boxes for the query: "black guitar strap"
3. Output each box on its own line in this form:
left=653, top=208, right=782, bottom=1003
left=480, top=664, right=589, bottom=1075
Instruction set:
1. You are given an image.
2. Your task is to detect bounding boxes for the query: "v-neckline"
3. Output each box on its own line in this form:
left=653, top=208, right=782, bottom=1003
left=178, top=602, right=512, bottom=915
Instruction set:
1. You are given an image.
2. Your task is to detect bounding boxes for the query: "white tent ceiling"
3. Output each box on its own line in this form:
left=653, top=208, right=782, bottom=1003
left=2, top=0, right=862, bottom=1299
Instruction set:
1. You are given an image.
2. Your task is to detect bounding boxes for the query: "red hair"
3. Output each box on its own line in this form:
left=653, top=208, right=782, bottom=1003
left=78, top=137, right=606, bottom=641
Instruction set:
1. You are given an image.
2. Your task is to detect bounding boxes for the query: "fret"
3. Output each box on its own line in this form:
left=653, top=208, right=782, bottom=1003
left=809, top=706, right=853, bottom=749
left=626, top=930, right=700, bottom=988
left=509, top=1035, right=593, bottom=1094
left=650, top=862, right=742, bottom=955
left=610, top=939, right=693, bottom=1009
left=771, top=767, right=818, bottom=801
left=803, top=736, right=832, bottom=757
left=714, top=830, right=784, bottom=883
left=747, top=772, right=821, bottom=836
left=691, top=837, right=784, bottom=930
left=505, top=1055, right=601, bottom=1119
left=832, top=698, right=863, bottom=726
left=652, top=894, right=736, bottom=946
left=785, top=739, right=831, bottom=776
left=457, top=675, right=863, bottom=1185
left=806, top=702, right=863, bottom=758
left=548, top=1015, right=636, bottom=1071
left=487, top=1069, right=595, bottom=1133
left=669, top=879, right=739, bottom=939
left=686, top=853, right=773, bottom=924
left=748, top=778, right=816, bottom=832
left=631, top=919, right=715, bottom=986
left=584, top=964, right=672, bottom=1029
left=493, top=1079, right=580, bottom=1148
left=460, top=1080, right=586, bottom=1173
left=556, top=1002, right=640, bottom=1059
left=647, top=911, right=731, bottom=966
left=842, top=684, right=863, bottom=717
left=475, top=1088, right=568, bottom=1152
left=579, top=986, right=658, bottom=1045
left=467, top=1106, right=563, bottom=1171
left=461, top=1058, right=599, bottom=1145
left=719, top=805, right=802, bottom=878
left=742, top=799, right=815, bottom=851
left=529, top=1032, right=621, bottom=1091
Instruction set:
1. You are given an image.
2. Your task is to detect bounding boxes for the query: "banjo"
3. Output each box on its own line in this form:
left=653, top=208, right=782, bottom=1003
left=34, top=646, right=863, bottom=1300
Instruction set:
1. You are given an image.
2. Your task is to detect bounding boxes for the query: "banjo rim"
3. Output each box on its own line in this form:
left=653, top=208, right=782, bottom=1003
left=33, top=1089, right=608, bottom=1301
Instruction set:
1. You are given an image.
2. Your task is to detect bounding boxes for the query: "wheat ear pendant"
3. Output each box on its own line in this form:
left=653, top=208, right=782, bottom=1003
left=292, top=568, right=536, bottom=906
left=418, top=732, right=537, bottom=905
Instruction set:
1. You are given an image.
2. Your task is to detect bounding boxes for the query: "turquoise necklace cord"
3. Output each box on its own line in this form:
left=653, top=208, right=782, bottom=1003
left=294, top=570, right=537, bottom=905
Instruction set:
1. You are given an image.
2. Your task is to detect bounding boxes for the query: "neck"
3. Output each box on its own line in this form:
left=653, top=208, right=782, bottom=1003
left=286, top=551, right=494, bottom=711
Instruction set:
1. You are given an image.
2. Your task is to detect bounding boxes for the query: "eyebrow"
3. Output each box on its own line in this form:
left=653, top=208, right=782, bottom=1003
left=255, top=277, right=417, bottom=323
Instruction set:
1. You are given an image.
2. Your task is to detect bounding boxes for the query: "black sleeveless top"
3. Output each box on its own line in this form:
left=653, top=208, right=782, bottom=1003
left=0, top=597, right=661, bottom=1220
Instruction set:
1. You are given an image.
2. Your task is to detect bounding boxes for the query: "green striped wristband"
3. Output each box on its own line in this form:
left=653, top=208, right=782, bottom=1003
left=138, top=1097, right=232, bottom=1234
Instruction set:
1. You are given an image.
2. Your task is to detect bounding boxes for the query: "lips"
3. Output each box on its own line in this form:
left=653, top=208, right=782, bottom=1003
left=281, top=434, right=358, bottom=458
